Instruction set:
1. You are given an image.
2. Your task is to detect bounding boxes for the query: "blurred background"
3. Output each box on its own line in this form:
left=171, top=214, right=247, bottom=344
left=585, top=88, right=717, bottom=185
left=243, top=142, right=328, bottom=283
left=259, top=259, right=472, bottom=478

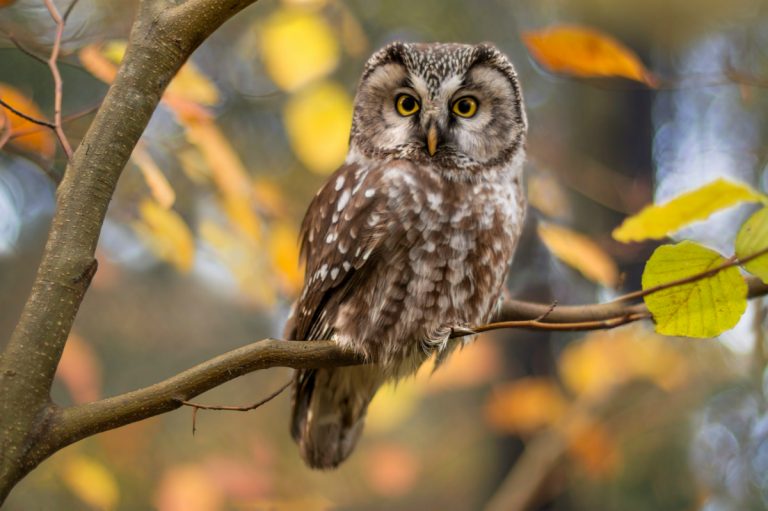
left=2, top=0, right=768, bottom=509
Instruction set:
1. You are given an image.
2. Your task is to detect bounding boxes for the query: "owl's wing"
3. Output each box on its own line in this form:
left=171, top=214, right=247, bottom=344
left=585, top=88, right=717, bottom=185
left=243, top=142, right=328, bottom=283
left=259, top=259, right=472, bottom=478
left=290, top=161, right=394, bottom=342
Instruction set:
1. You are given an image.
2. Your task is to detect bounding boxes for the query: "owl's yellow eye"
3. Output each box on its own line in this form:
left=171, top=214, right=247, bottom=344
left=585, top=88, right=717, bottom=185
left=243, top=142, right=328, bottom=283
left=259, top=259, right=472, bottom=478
left=452, top=96, right=478, bottom=118
left=395, top=94, right=420, bottom=116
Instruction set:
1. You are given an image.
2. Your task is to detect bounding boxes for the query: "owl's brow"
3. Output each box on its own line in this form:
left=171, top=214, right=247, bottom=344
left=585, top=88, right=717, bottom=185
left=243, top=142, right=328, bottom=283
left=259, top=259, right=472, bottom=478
left=399, top=76, right=414, bottom=90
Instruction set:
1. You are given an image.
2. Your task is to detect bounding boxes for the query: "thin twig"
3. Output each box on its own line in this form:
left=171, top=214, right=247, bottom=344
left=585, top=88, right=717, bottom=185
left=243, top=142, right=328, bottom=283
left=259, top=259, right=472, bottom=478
left=6, top=34, right=48, bottom=66
left=42, top=0, right=73, bottom=159
left=178, top=378, right=292, bottom=434
left=471, top=312, right=651, bottom=334
left=0, top=98, right=55, bottom=129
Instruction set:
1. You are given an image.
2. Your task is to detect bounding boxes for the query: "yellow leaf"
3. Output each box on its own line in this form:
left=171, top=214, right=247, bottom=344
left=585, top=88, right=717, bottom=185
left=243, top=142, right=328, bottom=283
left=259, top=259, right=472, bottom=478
left=260, top=8, right=339, bottom=91
left=131, top=145, right=176, bottom=209
left=62, top=456, right=119, bottom=511
left=268, top=221, right=303, bottom=294
left=133, top=199, right=195, bottom=272
left=613, top=178, right=766, bottom=243
left=166, top=61, right=219, bottom=106
left=735, top=207, right=768, bottom=283
left=0, top=83, right=56, bottom=159
left=522, top=24, right=656, bottom=86
left=642, top=241, right=747, bottom=338
left=559, top=325, right=689, bottom=399
left=284, top=80, right=352, bottom=174
left=366, top=378, right=423, bottom=434
left=538, top=222, right=618, bottom=287
left=484, top=378, right=567, bottom=434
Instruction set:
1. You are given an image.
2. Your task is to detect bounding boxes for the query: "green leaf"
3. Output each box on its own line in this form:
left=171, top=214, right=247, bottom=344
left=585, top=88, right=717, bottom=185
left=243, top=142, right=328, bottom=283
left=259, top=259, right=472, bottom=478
left=613, top=178, right=766, bottom=243
left=642, top=241, right=747, bottom=338
left=735, top=206, right=768, bottom=283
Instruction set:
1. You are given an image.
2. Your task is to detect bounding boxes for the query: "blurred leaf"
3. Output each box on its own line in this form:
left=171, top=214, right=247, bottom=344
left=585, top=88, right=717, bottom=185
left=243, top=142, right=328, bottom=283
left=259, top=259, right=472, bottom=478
left=364, top=442, right=421, bottom=497
left=284, top=80, right=352, bottom=174
left=613, top=178, right=765, bottom=243
left=527, top=171, right=571, bottom=220
left=735, top=206, right=768, bottom=283
left=200, top=220, right=277, bottom=306
left=0, top=0, right=17, bottom=7
left=62, top=455, right=119, bottom=511
left=81, top=41, right=219, bottom=106
left=0, top=83, right=56, bottom=159
left=559, top=325, right=689, bottom=399
left=79, top=44, right=119, bottom=83
left=252, top=177, right=287, bottom=217
left=248, top=497, right=334, bottom=511
left=366, top=378, right=423, bottom=434
left=133, top=199, right=195, bottom=272
left=339, top=4, right=368, bottom=57
left=154, top=464, right=223, bottom=511
left=165, top=61, right=219, bottom=106
left=132, top=144, right=176, bottom=209
left=260, top=8, right=339, bottom=91
left=55, top=332, right=102, bottom=404
left=485, top=377, right=567, bottom=434
left=268, top=220, right=303, bottom=294
left=522, top=24, right=656, bottom=86
left=422, top=339, right=502, bottom=393
left=566, top=421, right=621, bottom=479
left=642, top=241, right=746, bottom=338
left=538, top=222, right=619, bottom=287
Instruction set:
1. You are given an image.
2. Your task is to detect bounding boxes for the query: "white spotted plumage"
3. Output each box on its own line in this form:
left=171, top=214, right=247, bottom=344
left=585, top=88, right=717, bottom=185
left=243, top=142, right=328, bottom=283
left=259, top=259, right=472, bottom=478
left=286, top=42, right=527, bottom=469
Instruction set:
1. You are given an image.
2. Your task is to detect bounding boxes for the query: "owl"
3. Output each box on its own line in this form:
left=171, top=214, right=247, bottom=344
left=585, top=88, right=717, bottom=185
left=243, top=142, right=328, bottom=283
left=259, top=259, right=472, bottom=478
left=285, top=42, right=527, bottom=469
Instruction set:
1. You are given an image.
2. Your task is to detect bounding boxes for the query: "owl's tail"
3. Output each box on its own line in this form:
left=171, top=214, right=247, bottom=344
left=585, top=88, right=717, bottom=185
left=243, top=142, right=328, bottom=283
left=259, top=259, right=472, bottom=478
left=291, top=365, right=383, bottom=469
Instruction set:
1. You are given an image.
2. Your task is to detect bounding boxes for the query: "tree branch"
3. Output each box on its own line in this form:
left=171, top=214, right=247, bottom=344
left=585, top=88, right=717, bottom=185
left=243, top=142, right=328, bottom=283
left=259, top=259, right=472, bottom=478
left=0, top=0, right=260, bottom=503
left=34, top=274, right=766, bottom=456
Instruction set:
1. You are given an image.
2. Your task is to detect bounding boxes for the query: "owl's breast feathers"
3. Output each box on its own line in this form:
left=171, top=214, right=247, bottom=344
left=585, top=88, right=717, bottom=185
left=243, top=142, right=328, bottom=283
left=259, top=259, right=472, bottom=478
left=290, top=158, right=525, bottom=366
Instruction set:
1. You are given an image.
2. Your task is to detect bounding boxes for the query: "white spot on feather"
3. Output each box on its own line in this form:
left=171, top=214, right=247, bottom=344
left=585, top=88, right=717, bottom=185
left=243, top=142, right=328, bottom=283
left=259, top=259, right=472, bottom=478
left=335, top=175, right=345, bottom=191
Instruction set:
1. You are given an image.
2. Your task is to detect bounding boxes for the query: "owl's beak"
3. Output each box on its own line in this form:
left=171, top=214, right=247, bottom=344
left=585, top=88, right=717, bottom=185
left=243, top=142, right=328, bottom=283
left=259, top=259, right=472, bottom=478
left=426, top=124, right=438, bottom=156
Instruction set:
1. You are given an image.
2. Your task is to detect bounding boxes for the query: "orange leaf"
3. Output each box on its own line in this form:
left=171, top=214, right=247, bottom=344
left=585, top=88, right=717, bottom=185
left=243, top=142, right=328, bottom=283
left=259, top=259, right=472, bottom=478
left=79, top=44, right=119, bottom=84
left=0, top=83, right=56, bottom=159
left=154, top=465, right=223, bottom=511
left=132, top=144, right=176, bottom=209
left=422, top=339, right=502, bottom=393
left=485, top=377, right=567, bottom=434
left=0, top=0, right=17, bottom=7
left=558, top=325, right=689, bottom=399
left=56, top=332, right=102, bottom=404
left=566, top=420, right=622, bottom=479
left=364, top=442, right=421, bottom=497
left=522, top=25, right=656, bottom=86
left=538, top=222, right=619, bottom=287
left=268, top=220, right=303, bottom=295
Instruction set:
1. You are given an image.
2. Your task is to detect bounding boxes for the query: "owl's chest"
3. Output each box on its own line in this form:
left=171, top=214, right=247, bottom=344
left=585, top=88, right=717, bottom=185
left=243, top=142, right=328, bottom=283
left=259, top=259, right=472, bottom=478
left=384, top=173, right=524, bottom=323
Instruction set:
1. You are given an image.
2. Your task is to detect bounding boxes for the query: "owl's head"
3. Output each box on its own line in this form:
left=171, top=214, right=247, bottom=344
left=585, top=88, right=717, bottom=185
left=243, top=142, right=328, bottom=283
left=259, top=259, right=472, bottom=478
left=349, top=42, right=527, bottom=176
